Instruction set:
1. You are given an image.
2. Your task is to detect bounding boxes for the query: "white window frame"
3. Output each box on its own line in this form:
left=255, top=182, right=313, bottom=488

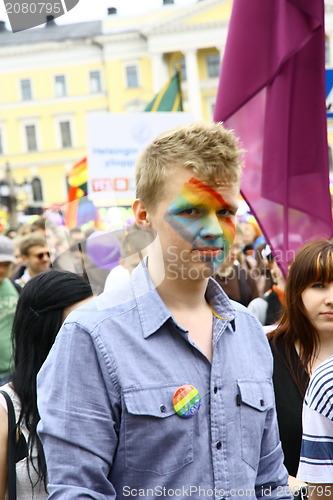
left=20, top=119, right=40, bottom=153
left=20, top=78, right=33, bottom=101
left=59, top=121, right=72, bottom=148
left=124, top=63, right=140, bottom=88
left=205, top=54, right=220, bottom=78
left=25, top=124, right=38, bottom=152
left=31, top=176, right=44, bottom=203
left=54, top=114, right=75, bottom=150
left=89, top=70, right=103, bottom=93
left=54, top=74, right=67, bottom=97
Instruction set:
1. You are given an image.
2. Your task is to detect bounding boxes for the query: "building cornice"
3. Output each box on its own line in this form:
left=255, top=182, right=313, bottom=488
left=142, top=0, right=230, bottom=36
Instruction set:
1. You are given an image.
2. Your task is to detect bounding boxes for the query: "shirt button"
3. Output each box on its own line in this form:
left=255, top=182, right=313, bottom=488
left=216, top=441, right=222, bottom=450
left=214, top=386, right=218, bottom=394
left=160, top=404, right=167, bottom=413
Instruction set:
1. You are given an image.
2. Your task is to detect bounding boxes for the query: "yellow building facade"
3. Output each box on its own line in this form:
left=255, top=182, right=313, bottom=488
left=0, top=0, right=331, bottom=216
left=0, top=0, right=232, bottom=215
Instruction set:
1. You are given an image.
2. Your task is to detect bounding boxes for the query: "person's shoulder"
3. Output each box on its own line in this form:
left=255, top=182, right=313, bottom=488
left=246, top=296, right=269, bottom=326
left=247, top=296, right=267, bottom=309
left=230, top=299, right=266, bottom=334
left=9, top=278, right=22, bottom=294
left=0, top=383, right=20, bottom=409
left=104, top=265, right=130, bottom=292
left=229, top=300, right=273, bottom=373
left=310, top=356, right=333, bottom=388
left=69, top=291, right=135, bottom=323
left=306, top=356, right=333, bottom=414
left=65, top=279, right=137, bottom=331
left=229, top=299, right=249, bottom=314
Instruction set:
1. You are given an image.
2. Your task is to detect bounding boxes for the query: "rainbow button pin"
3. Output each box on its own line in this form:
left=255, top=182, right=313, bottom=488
left=173, top=384, right=201, bottom=418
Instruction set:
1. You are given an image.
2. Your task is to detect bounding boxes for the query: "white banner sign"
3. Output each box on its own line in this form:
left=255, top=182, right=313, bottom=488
left=87, top=112, right=194, bottom=204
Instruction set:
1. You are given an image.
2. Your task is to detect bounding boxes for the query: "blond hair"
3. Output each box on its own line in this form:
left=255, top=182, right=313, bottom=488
left=135, top=121, right=243, bottom=211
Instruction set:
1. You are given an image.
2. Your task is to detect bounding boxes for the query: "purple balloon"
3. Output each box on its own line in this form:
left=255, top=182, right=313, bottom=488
left=86, top=230, right=121, bottom=270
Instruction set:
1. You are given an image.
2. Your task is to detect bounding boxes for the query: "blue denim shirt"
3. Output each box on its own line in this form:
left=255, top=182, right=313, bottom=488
left=37, top=261, right=292, bottom=499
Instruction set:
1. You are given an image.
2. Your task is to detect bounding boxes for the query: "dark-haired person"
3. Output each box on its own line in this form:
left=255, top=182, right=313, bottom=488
left=268, top=239, right=333, bottom=493
left=0, top=270, right=93, bottom=499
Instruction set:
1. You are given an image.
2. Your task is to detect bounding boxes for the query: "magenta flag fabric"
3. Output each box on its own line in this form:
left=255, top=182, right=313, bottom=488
left=214, top=0, right=332, bottom=276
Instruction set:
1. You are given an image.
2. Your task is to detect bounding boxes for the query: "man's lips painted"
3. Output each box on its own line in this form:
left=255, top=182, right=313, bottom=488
left=193, top=247, right=223, bottom=258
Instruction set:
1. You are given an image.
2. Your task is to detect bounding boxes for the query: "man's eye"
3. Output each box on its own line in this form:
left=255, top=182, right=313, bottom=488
left=179, top=208, right=200, bottom=216
left=217, top=208, right=231, bottom=216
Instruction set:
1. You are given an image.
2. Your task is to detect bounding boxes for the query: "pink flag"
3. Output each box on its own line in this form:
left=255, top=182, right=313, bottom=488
left=214, top=0, right=332, bottom=275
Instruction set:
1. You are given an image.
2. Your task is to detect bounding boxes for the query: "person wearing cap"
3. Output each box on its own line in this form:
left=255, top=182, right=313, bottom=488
left=0, top=235, right=21, bottom=385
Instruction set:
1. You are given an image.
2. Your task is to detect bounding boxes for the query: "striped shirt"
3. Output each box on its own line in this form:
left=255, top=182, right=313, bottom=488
left=297, top=355, right=333, bottom=483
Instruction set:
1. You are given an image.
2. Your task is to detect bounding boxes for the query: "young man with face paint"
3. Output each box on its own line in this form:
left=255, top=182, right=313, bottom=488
left=37, top=122, right=292, bottom=499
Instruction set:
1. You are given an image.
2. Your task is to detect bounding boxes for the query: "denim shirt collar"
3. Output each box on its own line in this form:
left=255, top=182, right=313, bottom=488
left=131, top=258, right=236, bottom=340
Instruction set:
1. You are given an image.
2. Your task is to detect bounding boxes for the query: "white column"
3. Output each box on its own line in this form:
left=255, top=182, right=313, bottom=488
left=184, top=49, right=202, bottom=119
left=151, top=53, right=169, bottom=93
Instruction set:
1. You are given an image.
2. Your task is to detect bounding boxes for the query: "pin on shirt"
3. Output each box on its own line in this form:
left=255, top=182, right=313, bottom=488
left=173, top=384, right=201, bottom=418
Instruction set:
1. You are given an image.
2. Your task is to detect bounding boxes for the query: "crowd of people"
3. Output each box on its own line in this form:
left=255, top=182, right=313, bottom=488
left=0, top=121, right=332, bottom=499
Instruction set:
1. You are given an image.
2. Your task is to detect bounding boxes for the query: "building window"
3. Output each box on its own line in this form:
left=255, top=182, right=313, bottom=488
left=31, top=177, right=43, bottom=202
left=59, top=121, right=72, bottom=148
left=25, top=125, right=37, bottom=151
left=206, top=54, right=220, bottom=78
left=90, top=71, right=102, bottom=93
left=125, top=65, right=139, bottom=88
left=55, top=75, right=67, bottom=97
left=20, top=79, right=32, bottom=100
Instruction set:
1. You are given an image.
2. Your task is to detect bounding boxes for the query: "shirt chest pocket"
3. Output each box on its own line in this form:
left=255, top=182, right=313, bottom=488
left=237, top=379, right=275, bottom=470
left=123, top=385, right=194, bottom=476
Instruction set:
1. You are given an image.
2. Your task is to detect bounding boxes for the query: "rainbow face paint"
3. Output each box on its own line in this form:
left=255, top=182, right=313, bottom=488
left=164, top=177, right=236, bottom=273
left=173, top=385, right=201, bottom=418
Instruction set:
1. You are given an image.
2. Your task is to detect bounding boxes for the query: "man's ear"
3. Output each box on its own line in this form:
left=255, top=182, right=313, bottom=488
left=132, top=199, right=151, bottom=230
left=21, top=254, right=28, bottom=264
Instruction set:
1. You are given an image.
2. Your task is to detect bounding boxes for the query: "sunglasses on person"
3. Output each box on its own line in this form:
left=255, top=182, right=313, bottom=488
left=32, top=251, right=50, bottom=260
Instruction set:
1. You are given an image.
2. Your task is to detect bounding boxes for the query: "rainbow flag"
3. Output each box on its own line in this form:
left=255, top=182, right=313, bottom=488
left=65, top=158, right=98, bottom=230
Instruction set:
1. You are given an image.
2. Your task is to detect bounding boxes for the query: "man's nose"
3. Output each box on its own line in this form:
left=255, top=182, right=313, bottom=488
left=200, top=214, right=223, bottom=239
